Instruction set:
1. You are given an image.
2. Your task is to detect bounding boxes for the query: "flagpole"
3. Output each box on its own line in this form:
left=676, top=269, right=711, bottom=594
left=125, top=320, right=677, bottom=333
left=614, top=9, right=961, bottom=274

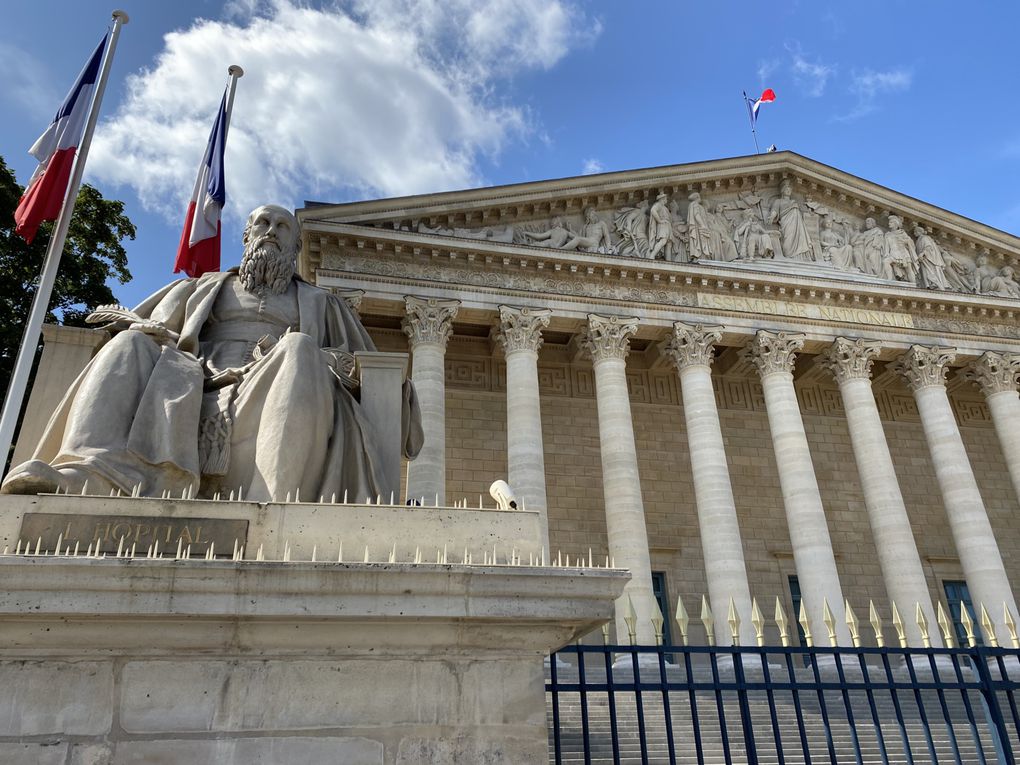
left=224, top=65, right=244, bottom=140
left=0, top=9, right=128, bottom=468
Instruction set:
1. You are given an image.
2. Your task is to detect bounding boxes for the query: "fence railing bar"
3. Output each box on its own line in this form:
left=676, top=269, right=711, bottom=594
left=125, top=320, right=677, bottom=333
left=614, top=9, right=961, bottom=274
left=759, top=651, right=787, bottom=765
left=926, top=652, right=964, bottom=765
left=708, top=648, right=734, bottom=764
left=832, top=648, right=865, bottom=765
left=950, top=653, right=987, bottom=765
left=628, top=650, right=649, bottom=764
left=732, top=646, right=759, bottom=765
left=682, top=648, right=706, bottom=765
left=854, top=651, right=891, bottom=765
left=807, top=647, right=839, bottom=765
left=550, top=650, right=562, bottom=765
left=783, top=649, right=813, bottom=765
left=577, top=648, right=592, bottom=765
left=991, top=652, right=1020, bottom=743
left=901, top=646, right=941, bottom=764
left=603, top=648, right=621, bottom=765
left=971, top=650, right=1015, bottom=765
left=656, top=647, right=677, bottom=765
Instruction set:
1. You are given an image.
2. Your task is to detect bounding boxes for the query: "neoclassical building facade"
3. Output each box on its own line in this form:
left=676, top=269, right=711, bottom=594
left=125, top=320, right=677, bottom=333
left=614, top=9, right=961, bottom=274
left=296, top=152, right=1020, bottom=648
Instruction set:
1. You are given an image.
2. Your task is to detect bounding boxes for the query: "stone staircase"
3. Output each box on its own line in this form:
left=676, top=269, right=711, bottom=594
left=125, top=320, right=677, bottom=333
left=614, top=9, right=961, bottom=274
left=547, top=658, right=1014, bottom=764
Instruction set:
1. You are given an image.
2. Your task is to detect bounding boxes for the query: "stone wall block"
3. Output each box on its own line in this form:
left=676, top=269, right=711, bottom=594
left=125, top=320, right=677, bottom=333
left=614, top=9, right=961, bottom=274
left=0, top=660, right=112, bottom=735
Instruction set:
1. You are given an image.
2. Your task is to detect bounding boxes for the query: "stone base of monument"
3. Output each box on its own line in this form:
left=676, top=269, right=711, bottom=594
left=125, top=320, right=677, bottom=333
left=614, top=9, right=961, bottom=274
left=0, top=495, right=627, bottom=764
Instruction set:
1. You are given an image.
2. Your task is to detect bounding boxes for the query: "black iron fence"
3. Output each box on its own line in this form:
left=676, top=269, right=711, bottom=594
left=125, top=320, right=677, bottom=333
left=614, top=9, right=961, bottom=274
left=547, top=643, right=1020, bottom=764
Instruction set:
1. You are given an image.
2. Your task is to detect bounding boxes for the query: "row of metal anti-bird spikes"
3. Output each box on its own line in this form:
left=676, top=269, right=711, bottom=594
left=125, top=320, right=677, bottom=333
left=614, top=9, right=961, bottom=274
left=1, top=536, right=614, bottom=571
left=619, top=592, right=1020, bottom=651
left=47, top=483, right=513, bottom=510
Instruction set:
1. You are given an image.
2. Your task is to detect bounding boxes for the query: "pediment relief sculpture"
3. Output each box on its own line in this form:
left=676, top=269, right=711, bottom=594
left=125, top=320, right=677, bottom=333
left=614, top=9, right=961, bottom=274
left=396, top=179, right=1020, bottom=301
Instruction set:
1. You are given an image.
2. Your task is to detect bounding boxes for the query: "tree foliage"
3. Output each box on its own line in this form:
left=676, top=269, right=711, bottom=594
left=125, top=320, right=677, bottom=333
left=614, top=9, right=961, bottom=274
left=0, top=154, right=135, bottom=396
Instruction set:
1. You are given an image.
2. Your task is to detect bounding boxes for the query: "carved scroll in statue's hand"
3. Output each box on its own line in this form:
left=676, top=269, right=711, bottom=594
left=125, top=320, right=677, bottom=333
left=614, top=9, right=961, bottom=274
left=322, top=348, right=358, bottom=390
left=85, top=304, right=180, bottom=345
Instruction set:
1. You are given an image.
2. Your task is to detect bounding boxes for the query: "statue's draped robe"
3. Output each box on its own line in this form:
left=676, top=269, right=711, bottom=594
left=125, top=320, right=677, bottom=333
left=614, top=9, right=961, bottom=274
left=770, top=197, right=813, bottom=261
left=31, top=271, right=423, bottom=502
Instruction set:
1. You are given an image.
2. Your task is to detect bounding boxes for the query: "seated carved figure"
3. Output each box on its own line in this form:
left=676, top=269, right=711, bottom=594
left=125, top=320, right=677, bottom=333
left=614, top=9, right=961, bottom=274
left=2, top=205, right=423, bottom=502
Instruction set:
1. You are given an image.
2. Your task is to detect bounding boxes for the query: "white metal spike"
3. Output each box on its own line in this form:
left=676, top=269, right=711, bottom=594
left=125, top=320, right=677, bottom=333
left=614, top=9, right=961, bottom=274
left=256, top=544, right=265, bottom=561
left=364, top=545, right=370, bottom=563
left=330, top=493, right=336, bottom=504
left=175, top=538, right=183, bottom=560
left=311, top=545, right=317, bottom=563
left=295, top=488, right=300, bottom=503
left=229, top=490, right=235, bottom=501
left=343, top=490, right=348, bottom=504
left=116, top=536, right=124, bottom=558
left=285, top=491, right=291, bottom=503
left=338, top=541, right=343, bottom=562
left=283, top=541, right=291, bottom=562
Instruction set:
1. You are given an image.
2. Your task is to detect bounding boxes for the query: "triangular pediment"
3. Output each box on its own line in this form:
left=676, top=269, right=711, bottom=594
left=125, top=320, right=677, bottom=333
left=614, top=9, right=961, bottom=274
left=298, top=152, right=1020, bottom=300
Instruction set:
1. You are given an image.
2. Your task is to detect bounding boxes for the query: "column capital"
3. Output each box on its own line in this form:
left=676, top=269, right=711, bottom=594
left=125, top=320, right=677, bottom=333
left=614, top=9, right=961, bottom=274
left=495, top=306, right=552, bottom=355
left=819, top=337, right=882, bottom=384
left=963, top=351, right=1020, bottom=397
left=402, top=296, right=460, bottom=349
left=742, top=330, right=805, bottom=379
left=580, top=314, right=639, bottom=363
left=664, top=321, right=722, bottom=370
left=332, top=288, right=365, bottom=314
left=891, top=345, right=957, bottom=392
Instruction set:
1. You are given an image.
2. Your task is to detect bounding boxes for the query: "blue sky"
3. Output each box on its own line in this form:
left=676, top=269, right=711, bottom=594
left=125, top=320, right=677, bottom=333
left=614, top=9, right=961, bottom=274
left=2, top=0, right=1019, bottom=307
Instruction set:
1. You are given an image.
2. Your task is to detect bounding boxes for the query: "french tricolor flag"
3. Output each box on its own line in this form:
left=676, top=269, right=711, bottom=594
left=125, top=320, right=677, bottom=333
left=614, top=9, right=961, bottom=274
left=174, top=91, right=229, bottom=277
left=14, top=34, right=108, bottom=244
left=746, top=88, right=777, bottom=124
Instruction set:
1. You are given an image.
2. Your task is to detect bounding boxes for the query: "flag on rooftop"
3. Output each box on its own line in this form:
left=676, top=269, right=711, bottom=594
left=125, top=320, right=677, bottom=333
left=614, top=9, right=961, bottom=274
left=746, top=88, right=777, bottom=125
left=14, top=34, right=108, bottom=244
left=174, top=91, right=230, bottom=277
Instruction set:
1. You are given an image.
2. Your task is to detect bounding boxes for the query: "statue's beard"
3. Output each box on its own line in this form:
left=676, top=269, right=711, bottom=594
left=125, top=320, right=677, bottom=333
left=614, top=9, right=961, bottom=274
left=238, top=237, right=295, bottom=296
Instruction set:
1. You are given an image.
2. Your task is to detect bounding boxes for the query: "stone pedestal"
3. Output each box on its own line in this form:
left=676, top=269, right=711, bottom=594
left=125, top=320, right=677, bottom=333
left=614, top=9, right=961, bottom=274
left=0, top=496, right=626, bottom=765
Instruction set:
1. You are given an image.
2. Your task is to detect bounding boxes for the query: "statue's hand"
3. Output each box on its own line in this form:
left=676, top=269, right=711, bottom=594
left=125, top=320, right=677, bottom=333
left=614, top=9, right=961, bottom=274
left=127, top=321, right=180, bottom=345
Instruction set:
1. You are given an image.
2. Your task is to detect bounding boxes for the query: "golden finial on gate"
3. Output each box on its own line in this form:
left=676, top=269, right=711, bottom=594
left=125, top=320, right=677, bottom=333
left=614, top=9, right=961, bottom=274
left=775, top=597, right=790, bottom=647
left=960, top=602, right=977, bottom=647
left=727, top=597, right=741, bottom=647
left=651, top=598, right=665, bottom=646
left=675, top=596, right=690, bottom=646
left=751, top=598, right=765, bottom=647
left=624, top=596, right=638, bottom=645
left=822, top=599, right=838, bottom=647
left=845, top=600, right=861, bottom=648
left=1003, top=604, right=1019, bottom=649
left=891, top=602, right=907, bottom=648
left=915, top=603, right=931, bottom=648
left=980, top=603, right=999, bottom=648
left=869, top=601, right=885, bottom=648
left=797, top=601, right=813, bottom=648
left=936, top=602, right=956, bottom=649
left=701, top=595, right=715, bottom=647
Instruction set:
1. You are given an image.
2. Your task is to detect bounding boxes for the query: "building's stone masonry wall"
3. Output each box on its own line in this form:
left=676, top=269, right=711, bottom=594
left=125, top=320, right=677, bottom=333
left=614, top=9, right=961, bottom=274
left=423, top=336, right=1018, bottom=646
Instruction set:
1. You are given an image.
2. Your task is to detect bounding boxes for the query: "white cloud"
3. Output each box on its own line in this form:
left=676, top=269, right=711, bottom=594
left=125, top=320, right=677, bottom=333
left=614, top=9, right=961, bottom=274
left=581, top=158, right=604, bottom=175
left=784, top=43, right=835, bottom=97
left=88, top=0, right=598, bottom=222
left=0, top=43, right=59, bottom=120
left=756, top=58, right=779, bottom=86
left=838, top=67, right=913, bottom=120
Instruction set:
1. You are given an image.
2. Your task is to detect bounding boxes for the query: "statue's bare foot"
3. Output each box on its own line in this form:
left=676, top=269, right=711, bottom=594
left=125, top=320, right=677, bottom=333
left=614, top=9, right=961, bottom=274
left=0, top=460, right=115, bottom=496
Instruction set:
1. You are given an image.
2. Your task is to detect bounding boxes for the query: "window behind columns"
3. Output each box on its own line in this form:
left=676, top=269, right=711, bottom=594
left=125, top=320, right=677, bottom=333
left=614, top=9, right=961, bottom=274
left=788, top=575, right=808, bottom=647
left=943, top=580, right=982, bottom=646
left=651, top=571, right=673, bottom=647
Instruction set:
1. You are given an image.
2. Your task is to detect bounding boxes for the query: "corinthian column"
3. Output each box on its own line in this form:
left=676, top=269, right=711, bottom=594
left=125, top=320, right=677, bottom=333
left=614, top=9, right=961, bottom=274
left=495, top=306, right=552, bottom=550
left=664, top=322, right=754, bottom=645
left=820, top=338, right=940, bottom=647
left=893, top=345, right=1018, bottom=644
left=963, top=352, right=1020, bottom=505
left=402, top=296, right=459, bottom=505
left=581, top=314, right=656, bottom=645
left=743, top=331, right=850, bottom=644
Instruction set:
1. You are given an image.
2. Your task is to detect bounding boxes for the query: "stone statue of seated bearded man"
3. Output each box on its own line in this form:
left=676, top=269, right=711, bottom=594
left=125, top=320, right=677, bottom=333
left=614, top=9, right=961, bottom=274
left=2, top=205, right=423, bottom=502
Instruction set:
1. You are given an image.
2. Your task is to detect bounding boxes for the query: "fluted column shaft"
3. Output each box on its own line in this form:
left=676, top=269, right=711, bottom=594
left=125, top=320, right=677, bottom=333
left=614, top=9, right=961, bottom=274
left=403, top=296, right=459, bottom=505
left=895, top=345, right=1017, bottom=645
left=964, top=352, right=1020, bottom=505
left=745, top=331, right=850, bottom=644
left=496, top=306, right=552, bottom=551
left=666, top=323, right=754, bottom=645
left=821, top=338, right=939, bottom=647
left=582, top=314, right=656, bottom=644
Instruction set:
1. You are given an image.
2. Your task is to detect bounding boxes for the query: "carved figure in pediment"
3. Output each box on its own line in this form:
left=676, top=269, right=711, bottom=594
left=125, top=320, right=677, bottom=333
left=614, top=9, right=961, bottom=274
left=733, top=208, right=774, bottom=260
left=706, top=203, right=740, bottom=262
left=974, top=253, right=1000, bottom=294
left=685, top=192, right=715, bottom=262
left=613, top=200, right=650, bottom=257
left=560, top=206, right=614, bottom=253
left=985, top=266, right=1020, bottom=298
left=943, top=249, right=976, bottom=293
left=647, top=193, right=676, bottom=260
left=767, top=180, right=814, bottom=261
left=851, top=217, right=886, bottom=276
left=416, top=221, right=514, bottom=243
left=913, top=226, right=949, bottom=290
left=819, top=216, right=857, bottom=271
left=882, top=215, right=918, bottom=283
left=522, top=217, right=573, bottom=248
